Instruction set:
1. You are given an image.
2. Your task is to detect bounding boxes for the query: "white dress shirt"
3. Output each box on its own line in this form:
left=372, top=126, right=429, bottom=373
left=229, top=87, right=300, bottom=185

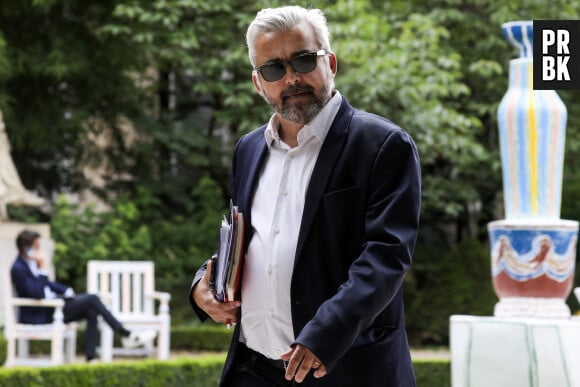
left=239, top=92, right=342, bottom=359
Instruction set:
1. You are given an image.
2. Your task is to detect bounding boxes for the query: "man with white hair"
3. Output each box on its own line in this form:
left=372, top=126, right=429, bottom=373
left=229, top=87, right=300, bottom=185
left=190, top=6, right=421, bottom=386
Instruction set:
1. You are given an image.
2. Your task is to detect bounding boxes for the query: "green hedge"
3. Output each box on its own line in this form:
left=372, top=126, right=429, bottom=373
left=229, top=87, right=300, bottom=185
left=414, top=359, right=451, bottom=386
left=0, top=355, right=225, bottom=387
left=0, top=355, right=450, bottom=387
left=171, top=325, right=233, bottom=351
left=0, top=336, right=5, bottom=365
left=0, top=328, right=451, bottom=386
left=0, top=324, right=233, bottom=361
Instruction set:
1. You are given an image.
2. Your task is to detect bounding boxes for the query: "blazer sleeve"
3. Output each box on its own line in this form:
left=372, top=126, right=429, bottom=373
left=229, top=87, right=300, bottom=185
left=46, top=279, right=69, bottom=295
left=293, top=129, right=421, bottom=372
left=188, top=259, right=211, bottom=321
left=11, top=260, right=51, bottom=299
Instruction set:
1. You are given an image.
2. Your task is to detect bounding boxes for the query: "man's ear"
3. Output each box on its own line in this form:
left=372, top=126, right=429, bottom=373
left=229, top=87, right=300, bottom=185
left=252, top=72, right=263, bottom=96
left=328, top=53, right=337, bottom=75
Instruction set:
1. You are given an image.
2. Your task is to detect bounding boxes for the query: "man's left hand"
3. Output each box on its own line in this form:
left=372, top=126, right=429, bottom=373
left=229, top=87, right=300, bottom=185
left=281, top=344, right=327, bottom=383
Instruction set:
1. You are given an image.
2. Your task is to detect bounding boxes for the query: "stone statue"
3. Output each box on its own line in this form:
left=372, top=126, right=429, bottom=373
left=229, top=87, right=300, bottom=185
left=0, top=110, right=45, bottom=220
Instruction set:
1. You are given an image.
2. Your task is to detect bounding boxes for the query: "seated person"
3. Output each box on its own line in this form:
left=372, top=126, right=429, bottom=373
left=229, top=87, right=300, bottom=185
left=10, top=229, right=156, bottom=362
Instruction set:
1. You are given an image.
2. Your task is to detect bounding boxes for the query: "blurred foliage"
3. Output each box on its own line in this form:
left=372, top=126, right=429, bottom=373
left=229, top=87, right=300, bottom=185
left=1, top=0, right=580, bottom=340
left=51, top=194, right=153, bottom=292
left=2, top=0, right=579, bottom=239
left=51, top=175, right=226, bottom=293
left=405, top=238, right=497, bottom=345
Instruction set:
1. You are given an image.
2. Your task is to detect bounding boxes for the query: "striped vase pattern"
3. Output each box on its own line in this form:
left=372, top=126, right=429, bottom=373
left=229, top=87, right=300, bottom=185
left=497, top=21, right=567, bottom=219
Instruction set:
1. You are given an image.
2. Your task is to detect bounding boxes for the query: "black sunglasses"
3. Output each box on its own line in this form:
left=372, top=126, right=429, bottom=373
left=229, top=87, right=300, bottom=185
left=255, top=50, right=328, bottom=82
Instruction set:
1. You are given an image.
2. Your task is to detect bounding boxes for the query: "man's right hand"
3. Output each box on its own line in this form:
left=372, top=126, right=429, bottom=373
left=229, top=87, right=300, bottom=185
left=192, top=259, right=241, bottom=324
left=29, top=250, right=46, bottom=270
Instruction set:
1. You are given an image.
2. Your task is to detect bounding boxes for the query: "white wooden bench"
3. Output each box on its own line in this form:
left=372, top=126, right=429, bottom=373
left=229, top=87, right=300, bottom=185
left=3, top=270, right=77, bottom=367
left=86, top=260, right=171, bottom=361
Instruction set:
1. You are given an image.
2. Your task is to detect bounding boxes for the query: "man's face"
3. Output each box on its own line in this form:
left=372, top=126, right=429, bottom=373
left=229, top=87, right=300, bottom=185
left=251, top=23, right=337, bottom=126
left=25, top=237, right=40, bottom=258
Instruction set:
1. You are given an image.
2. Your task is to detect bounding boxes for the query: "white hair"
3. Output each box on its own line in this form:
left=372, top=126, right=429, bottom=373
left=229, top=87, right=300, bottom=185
left=246, top=6, right=332, bottom=67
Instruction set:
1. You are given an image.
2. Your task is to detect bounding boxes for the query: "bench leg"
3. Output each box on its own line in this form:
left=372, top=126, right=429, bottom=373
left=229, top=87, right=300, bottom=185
left=99, top=324, right=114, bottom=362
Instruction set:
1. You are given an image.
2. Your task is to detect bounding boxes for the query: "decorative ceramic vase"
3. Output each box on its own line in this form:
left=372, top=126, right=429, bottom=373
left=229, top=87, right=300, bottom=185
left=489, top=21, right=578, bottom=318
left=497, top=21, right=567, bottom=219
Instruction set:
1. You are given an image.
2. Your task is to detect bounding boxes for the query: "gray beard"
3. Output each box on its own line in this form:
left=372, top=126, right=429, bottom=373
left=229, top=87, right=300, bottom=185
left=264, top=82, right=332, bottom=125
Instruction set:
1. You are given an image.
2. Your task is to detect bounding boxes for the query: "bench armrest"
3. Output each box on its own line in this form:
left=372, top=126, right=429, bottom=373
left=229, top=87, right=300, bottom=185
left=146, top=291, right=171, bottom=302
left=145, top=291, right=171, bottom=315
left=11, top=297, right=65, bottom=308
left=9, top=297, right=68, bottom=325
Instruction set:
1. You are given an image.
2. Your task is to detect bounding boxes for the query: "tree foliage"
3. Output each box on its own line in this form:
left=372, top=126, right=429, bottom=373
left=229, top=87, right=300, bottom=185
left=2, top=0, right=579, bottom=237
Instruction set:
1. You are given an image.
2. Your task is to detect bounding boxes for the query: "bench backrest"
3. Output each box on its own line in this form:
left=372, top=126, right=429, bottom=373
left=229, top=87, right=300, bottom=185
left=87, top=261, right=155, bottom=315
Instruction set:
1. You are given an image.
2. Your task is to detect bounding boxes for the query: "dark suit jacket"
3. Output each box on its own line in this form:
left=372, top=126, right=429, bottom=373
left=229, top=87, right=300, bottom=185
left=10, top=255, right=69, bottom=324
left=190, top=97, right=421, bottom=386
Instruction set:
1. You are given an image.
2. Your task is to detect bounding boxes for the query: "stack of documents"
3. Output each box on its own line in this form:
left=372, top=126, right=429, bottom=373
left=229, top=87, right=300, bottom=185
left=211, top=201, right=245, bottom=302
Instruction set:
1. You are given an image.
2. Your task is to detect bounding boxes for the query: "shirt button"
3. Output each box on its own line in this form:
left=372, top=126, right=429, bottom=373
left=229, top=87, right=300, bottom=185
left=281, top=190, right=288, bottom=196
left=273, top=226, right=280, bottom=234
left=267, top=266, right=273, bottom=274
left=268, top=310, right=274, bottom=317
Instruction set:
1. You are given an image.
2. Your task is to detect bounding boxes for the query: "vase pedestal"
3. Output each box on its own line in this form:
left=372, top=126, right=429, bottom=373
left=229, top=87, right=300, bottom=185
left=450, top=315, right=580, bottom=387
left=493, top=297, right=570, bottom=318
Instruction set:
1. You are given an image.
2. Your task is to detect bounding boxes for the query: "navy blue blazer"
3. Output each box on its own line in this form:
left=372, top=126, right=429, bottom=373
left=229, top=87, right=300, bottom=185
left=191, top=97, right=421, bottom=387
left=10, top=255, right=69, bottom=324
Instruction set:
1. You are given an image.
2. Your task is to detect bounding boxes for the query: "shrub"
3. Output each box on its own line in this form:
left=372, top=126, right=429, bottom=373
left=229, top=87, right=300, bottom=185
left=0, top=355, right=450, bottom=387
left=51, top=194, right=153, bottom=292
left=0, top=355, right=225, bottom=387
left=171, top=325, right=233, bottom=351
left=414, top=359, right=451, bottom=386
left=0, top=324, right=233, bottom=361
left=405, top=237, right=497, bottom=345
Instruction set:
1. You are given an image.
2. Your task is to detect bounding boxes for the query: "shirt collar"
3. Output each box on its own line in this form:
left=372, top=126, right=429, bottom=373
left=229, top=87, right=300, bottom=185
left=264, top=91, right=342, bottom=149
left=25, top=257, right=40, bottom=276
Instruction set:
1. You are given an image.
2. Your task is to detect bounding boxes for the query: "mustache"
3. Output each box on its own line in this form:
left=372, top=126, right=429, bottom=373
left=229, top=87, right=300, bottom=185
left=281, top=85, right=315, bottom=98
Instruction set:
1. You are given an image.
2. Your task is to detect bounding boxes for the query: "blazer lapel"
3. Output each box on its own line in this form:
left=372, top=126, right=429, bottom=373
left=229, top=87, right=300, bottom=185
left=294, top=98, right=354, bottom=264
left=17, top=256, right=34, bottom=277
left=239, top=134, right=268, bottom=246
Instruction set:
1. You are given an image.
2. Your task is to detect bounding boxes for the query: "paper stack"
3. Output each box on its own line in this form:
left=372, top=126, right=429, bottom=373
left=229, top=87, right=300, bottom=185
left=212, top=201, right=245, bottom=302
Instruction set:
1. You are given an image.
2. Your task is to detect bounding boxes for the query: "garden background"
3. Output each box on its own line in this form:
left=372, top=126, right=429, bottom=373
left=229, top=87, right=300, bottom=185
left=1, top=0, right=580, bottom=351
